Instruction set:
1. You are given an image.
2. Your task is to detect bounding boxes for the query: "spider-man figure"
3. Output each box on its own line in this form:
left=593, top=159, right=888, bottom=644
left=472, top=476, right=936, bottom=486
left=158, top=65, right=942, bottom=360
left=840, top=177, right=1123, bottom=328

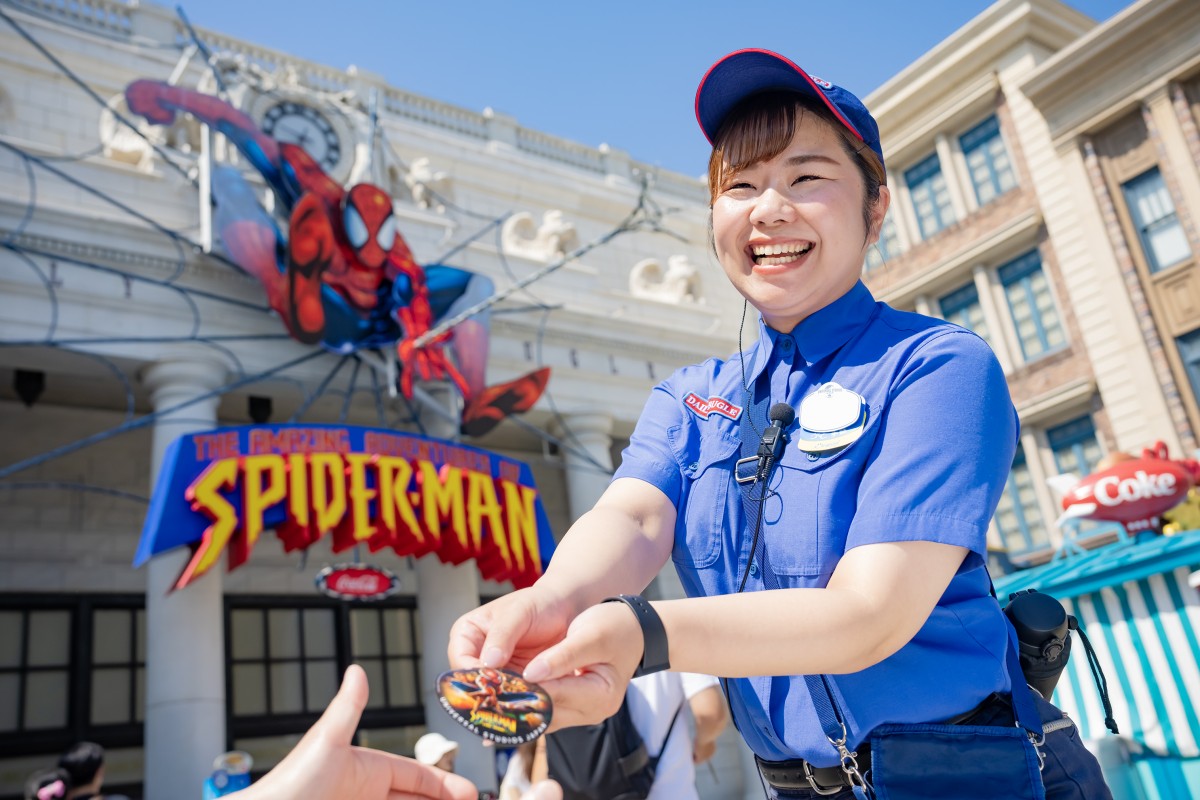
left=125, top=80, right=548, bottom=437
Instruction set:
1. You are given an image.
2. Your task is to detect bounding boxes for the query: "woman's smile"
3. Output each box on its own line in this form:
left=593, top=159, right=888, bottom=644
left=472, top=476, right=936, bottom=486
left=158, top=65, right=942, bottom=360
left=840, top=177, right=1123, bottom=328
left=711, top=115, right=888, bottom=332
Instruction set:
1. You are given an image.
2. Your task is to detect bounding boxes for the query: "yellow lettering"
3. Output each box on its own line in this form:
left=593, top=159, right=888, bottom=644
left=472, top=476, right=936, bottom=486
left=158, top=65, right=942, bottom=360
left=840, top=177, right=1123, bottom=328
left=344, top=453, right=377, bottom=543
left=418, top=461, right=465, bottom=549
left=242, top=455, right=286, bottom=548
left=466, top=470, right=507, bottom=565
left=287, top=453, right=310, bottom=528
left=502, top=481, right=541, bottom=578
left=376, top=456, right=422, bottom=544
left=310, top=453, right=347, bottom=534
left=178, top=458, right=240, bottom=587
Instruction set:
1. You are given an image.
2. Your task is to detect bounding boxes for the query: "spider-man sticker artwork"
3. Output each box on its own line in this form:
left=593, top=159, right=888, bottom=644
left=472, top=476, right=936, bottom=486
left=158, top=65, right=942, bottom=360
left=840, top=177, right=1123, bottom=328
left=124, top=80, right=549, bottom=438
left=436, top=667, right=551, bottom=745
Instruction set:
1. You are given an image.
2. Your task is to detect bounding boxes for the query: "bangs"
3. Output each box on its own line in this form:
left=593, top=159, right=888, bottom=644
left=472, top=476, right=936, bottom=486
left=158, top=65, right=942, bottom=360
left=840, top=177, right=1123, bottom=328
left=706, top=92, right=871, bottom=202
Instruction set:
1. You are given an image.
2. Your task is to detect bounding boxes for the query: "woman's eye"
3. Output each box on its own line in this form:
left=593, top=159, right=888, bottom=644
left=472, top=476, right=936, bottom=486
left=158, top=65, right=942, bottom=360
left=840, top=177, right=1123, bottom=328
left=793, top=174, right=820, bottom=184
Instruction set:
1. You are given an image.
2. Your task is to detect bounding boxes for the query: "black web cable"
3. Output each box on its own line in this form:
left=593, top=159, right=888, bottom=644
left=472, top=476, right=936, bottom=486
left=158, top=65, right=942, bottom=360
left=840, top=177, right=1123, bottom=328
left=0, top=348, right=325, bottom=480
left=0, top=2, right=198, bottom=185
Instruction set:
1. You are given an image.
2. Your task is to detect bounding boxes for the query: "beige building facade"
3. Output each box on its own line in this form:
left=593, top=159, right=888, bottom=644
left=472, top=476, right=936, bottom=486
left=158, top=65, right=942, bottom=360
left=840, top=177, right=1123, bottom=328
left=863, top=0, right=1200, bottom=566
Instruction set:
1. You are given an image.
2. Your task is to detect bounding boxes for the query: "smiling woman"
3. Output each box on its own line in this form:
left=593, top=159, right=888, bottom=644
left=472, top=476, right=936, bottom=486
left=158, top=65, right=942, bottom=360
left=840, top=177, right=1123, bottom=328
left=707, top=93, right=889, bottom=332
left=446, top=47, right=1116, bottom=800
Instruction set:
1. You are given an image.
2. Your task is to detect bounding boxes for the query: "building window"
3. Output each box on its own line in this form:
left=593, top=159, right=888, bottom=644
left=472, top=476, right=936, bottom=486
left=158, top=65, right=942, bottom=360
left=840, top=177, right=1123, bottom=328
left=1178, top=328, right=1200, bottom=409
left=90, top=607, right=145, bottom=727
left=999, top=250, right=1065, bottom=361
left=993, top=445, right=1049, bottom=558
left=0, top=595, right=146, bottom=767
left=905, top=153, right=955, bottom=238
left=229, top=605, right=341, bottom=720
left=865, top=213, right=900, bottom=273
left=960, top=116, right=1016, bottom=207
left=1122, top=168, right=1191, bottom=273
left=0, top=607, right=71, bottom=734
left=1048, top=416, right=1103, bottom=477
left=226, top=597, right=424, bottom=757
left=350, top=606, right=421, bottom=711
left=938, top=282, right=992, bottom=348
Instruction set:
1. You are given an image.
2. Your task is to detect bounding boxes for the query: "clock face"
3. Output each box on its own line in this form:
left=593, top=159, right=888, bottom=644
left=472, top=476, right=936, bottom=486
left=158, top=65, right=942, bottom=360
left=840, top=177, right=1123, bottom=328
left=261, top=101, right=342, bottom=172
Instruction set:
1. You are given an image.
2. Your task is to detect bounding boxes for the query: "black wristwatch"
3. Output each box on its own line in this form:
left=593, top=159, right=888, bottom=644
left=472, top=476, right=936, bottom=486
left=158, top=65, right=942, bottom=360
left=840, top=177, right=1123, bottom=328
left=602, top=594, right=670, bottom=676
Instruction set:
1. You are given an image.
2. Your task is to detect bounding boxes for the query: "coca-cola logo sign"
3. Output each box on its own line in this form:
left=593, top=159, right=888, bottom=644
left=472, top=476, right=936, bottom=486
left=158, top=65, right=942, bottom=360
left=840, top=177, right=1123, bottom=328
left=315, top=564, right=400, bottom=601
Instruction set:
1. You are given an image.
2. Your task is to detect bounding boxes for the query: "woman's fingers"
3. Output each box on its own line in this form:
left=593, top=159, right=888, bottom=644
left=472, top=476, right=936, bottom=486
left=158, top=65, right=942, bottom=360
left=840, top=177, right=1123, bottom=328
left=523, top=603, right=640, bottom=684
left=538, top=668, right=625, bottom=730
left=447, top=609, right=490, bottom=669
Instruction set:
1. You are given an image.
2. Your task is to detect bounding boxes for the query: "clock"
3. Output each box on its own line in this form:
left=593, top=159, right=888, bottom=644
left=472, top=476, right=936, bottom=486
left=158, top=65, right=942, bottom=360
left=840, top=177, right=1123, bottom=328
left=261, top=101, right=343, bottom=173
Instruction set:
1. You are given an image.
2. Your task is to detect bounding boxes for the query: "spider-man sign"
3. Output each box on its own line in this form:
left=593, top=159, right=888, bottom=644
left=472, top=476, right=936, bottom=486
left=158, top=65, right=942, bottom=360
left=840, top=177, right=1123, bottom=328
left=124, top=80, right=548, bottom=437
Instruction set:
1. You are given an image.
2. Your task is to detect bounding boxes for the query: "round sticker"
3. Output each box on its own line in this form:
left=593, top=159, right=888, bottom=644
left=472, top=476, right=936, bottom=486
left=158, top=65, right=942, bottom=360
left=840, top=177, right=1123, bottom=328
left=436, top=667, right=552, bottom=745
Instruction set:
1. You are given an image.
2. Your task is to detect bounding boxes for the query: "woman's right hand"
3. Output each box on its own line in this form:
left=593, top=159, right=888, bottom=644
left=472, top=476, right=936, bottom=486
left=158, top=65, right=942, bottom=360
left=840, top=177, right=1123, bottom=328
left=447, top=586, right=574, bottom=673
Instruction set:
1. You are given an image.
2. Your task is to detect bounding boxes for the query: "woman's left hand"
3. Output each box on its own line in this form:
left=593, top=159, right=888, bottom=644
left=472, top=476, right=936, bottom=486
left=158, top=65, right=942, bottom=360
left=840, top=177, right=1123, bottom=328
left=521, top=601, right=645, bottom=730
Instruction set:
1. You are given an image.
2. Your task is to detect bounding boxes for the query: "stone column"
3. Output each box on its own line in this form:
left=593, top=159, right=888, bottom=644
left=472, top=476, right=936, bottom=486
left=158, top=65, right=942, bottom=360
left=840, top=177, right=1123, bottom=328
left=411, top=382, right=489, bottom=787
left=551, top=411, right=615, bottom=521
left=141, top=357, right=228, bottom=800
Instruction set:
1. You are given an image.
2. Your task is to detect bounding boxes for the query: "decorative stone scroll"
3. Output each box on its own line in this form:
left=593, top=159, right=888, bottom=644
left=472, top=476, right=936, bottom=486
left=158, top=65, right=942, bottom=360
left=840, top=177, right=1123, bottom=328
left=500, top=210, right=579, bottom=262
left=404, top=157, right=453, bottom=213
left=629, top=254, right=704, bottom=305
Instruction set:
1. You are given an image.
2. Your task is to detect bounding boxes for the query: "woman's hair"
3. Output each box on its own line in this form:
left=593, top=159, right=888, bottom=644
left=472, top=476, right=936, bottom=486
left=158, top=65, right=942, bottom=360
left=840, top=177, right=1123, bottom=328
left=23, top=768, right=71, bottom=800
left=706, top=90, right=885, bottom=238
left=58, top=741, right=104, bottom=787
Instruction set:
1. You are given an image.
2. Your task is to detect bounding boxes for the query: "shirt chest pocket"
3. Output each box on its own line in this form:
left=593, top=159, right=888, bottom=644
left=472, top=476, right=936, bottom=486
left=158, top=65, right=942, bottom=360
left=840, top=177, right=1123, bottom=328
left=672, top=429, right=740, bottom=570
left=763, top=411, right=881, bottom=579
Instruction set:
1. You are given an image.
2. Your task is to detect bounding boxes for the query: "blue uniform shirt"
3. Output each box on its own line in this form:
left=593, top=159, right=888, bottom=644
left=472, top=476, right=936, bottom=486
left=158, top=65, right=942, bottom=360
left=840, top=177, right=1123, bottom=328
left=613, top=281, right=1019, bottom=765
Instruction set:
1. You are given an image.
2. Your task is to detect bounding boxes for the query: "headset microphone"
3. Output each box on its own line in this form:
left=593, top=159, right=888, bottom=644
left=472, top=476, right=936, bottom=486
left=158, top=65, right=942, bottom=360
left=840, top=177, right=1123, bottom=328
left=758, top=403, right=796, bottom=465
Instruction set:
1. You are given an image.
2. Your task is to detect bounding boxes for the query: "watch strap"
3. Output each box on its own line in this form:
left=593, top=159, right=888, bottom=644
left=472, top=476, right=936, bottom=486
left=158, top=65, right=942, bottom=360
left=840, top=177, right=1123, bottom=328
left=603, top=594, right=670, bottom=677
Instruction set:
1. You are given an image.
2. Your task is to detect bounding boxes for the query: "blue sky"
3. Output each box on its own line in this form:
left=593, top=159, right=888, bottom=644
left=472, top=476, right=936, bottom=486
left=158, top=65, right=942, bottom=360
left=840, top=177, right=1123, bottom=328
left=184, top=0, right=1133, bottom=177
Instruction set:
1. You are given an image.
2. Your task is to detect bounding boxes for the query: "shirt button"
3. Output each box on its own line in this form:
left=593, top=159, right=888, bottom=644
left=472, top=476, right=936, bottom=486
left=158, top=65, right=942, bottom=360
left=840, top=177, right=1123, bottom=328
left=749, top=563, right=759, bottom=576
left=780, top=338, right=793, bottom=352
left=686, top=461, right=699, bottom=474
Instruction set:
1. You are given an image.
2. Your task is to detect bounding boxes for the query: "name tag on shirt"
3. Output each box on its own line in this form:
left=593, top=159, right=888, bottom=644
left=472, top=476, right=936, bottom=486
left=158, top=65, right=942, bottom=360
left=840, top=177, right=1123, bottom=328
left=795, top=383, right=867, bottom=453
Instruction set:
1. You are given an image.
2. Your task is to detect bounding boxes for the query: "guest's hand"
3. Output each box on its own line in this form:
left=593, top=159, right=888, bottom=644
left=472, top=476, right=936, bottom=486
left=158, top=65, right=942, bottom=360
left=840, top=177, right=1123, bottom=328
left=232, top=665, right=476, bottom=800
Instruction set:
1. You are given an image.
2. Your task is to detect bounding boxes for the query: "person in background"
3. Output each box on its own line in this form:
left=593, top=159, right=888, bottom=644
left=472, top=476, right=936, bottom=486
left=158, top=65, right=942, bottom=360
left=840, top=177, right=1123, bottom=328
left=415, top=732, right=462, bottom=774
left=58, top=742, right=127, bottom=800
left=627, top=671, right=727, bottom=800
left=23, top=768, right=70, bottom=800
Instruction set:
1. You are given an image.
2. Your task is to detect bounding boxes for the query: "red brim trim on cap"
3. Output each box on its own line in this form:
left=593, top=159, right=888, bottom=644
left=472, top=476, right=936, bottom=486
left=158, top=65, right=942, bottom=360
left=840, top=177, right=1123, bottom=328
left=695, top=48, right=865, bottom=146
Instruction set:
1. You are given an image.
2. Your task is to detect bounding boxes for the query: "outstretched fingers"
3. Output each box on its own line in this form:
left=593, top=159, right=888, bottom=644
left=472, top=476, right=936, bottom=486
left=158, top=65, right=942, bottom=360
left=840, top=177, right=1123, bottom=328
left=372, top=750, right=476, bottom=800
left=310, top=663, right=370, bottom=747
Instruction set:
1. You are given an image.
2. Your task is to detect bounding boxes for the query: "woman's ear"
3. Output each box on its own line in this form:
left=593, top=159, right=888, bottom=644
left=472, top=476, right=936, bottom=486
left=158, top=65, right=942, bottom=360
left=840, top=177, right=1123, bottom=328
left=868, top=185, right=891, bottom=245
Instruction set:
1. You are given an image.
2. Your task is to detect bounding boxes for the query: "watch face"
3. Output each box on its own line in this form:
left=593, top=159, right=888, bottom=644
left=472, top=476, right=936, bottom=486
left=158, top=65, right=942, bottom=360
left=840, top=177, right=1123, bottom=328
left=261, top=101, right=342, bottom=171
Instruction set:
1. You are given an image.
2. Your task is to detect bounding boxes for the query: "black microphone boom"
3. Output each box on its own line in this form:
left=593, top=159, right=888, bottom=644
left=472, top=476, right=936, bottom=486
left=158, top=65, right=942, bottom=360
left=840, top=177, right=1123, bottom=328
left=758, top=403, right=795, bottom=463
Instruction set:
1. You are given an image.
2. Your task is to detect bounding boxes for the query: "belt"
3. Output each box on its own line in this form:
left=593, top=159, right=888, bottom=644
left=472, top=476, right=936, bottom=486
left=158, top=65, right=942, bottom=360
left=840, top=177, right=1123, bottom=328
left=756, top=746, right=871, bottom=795
left=755, top=694, right=1011, bottom=795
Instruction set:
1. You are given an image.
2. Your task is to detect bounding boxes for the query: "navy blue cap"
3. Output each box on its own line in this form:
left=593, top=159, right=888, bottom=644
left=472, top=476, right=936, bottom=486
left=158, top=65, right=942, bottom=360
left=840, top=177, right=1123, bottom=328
left=695, top=49, right=885, bottom=177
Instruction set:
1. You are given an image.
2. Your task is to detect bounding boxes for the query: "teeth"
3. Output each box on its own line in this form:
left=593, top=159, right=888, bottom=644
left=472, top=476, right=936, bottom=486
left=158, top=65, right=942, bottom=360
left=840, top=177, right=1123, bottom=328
left=751, top=242, right=812, bottom=262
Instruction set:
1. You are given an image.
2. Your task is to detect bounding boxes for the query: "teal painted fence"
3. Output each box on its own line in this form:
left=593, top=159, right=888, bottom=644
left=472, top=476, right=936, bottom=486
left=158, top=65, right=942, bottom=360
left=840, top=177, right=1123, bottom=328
left=994, top=529, right=1200, bottom=800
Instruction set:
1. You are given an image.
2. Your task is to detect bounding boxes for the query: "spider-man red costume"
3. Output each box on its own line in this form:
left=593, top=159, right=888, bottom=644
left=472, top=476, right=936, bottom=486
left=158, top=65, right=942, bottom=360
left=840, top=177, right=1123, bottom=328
left=125, top=80, right=548, bottom=436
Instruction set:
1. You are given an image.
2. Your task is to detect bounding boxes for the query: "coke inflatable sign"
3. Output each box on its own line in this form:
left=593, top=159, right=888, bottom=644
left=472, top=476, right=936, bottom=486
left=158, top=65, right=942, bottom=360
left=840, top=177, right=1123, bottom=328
left=1057, top=441, right=1200, bottom=533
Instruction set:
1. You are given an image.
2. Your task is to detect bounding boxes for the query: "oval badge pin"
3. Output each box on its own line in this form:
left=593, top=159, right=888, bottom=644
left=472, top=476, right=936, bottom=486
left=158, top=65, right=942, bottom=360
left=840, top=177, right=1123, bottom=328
left=795, top=382, right=867, bottom=453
